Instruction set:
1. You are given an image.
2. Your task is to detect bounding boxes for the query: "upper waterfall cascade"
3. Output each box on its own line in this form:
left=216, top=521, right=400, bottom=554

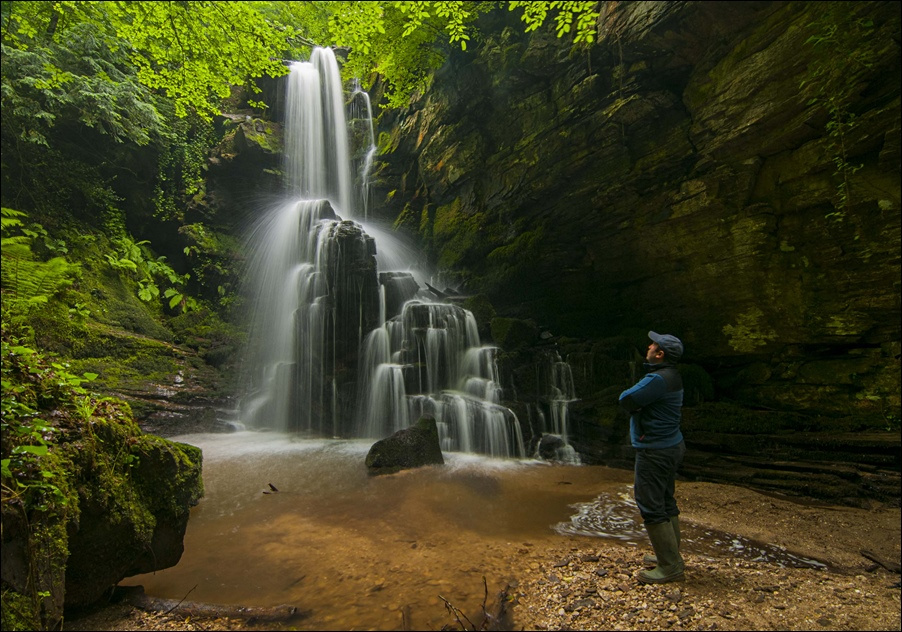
left=237, top=48, right=577, bottom=460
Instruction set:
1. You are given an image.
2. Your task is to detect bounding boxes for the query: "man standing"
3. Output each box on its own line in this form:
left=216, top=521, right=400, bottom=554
left=619, top=331, right=686, bottom=583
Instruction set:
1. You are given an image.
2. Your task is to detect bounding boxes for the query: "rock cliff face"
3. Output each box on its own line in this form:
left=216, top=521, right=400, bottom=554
left=369, top=1, right=901, bottom=502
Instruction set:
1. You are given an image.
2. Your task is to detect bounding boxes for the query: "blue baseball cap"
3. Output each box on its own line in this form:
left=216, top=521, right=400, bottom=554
left=649, top=331, right=684, bottom=360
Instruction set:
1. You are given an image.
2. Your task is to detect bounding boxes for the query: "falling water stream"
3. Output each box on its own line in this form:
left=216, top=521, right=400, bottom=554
left=236, top=48, right=543, bottom=455
left=123, top=49, right=824, bottom=630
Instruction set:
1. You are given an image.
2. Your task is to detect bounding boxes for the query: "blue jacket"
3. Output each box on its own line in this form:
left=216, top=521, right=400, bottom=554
left=619, top=362, right=684, bottom=449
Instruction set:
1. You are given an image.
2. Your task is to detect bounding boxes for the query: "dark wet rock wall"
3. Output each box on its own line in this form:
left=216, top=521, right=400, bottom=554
left=368, top=1, right=901, bottom=503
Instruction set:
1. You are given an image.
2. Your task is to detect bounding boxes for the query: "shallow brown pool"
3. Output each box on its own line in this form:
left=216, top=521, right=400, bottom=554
left=121, top=432, right=637, bottom=630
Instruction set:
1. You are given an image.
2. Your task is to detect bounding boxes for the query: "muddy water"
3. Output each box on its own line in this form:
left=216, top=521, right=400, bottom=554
left=123, top=432, right=824, bottom=631
left=122, top=432, right=635, bottom=630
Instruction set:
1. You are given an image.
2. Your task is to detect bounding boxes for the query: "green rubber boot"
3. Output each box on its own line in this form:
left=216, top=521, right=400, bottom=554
left=638, top=520, right=685, bottom=584
left=643, top=515, right=680, bottom=567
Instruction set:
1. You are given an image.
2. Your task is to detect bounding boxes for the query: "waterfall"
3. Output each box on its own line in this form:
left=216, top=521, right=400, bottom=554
left=356, top=301, right=525, bottom=457
left=531, top=350, right=581, bottom=464
left=237, top=47, right=571, bottom=460
left=349, top=78, right=377, bottom=221
left=238, top=198, right=378, bottom=436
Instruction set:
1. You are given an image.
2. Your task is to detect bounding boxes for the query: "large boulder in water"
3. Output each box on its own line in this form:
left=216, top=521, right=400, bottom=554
left=365, top=416, right=445, bottom=475
left=535, top=433, right=566, bottom=460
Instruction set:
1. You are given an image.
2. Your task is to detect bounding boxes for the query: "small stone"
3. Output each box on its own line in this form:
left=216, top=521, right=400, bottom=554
left=595, top=568, right=609, bottom=577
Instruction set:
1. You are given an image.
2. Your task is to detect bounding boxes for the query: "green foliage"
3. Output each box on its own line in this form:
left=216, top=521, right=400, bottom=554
left=722, top=307, right=777, bottom=353
left=1, top=15, right=164, bottom=232
left=1, top=329, right=91, bottom=631
left=154, top=113, right=219, bottom=222
left=321, top=1, right=478, bottom=108
left=2, top=1, right=292, bottom=122
left=105, top=235, right=198, bottom=313
left=106, top=1, right=290, bottom=120
left=1, top=588, right=41, bottom=631
left=0, top=208, right=82, bottom=329
left=1, top=337, right=96, bottom=514
left=0, top=24, right=165, bottom=148
left=179, top=223, right=243, bottom=309
left=3, top=1, right=601, bottom=122
left=509, top=1, right=599, bottom=43
left=800, top=3, right=879, bottom=221
left=270, top=1, right=600, bottom=108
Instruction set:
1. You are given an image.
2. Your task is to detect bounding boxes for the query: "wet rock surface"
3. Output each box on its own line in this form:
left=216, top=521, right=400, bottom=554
left=365, top=415, right=446, bottom=474
left=373, top=0, right=901, bottom=437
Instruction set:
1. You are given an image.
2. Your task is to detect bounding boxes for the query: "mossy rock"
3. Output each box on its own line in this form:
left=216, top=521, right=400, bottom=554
left=490, top=317, right=538, bottom=351
left=365, top=416, right=444, bottom=475
left=679, top=363, right=715, bottom=406
left=0, top=587, right=41, bottom=631
left=1, top=339, right=204, bottom=626
left=463, top=294, right=496, bottom=338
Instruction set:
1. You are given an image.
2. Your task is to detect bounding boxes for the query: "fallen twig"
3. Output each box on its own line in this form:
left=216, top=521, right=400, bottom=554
left=438, top=577, right=513, bottom=631
left=439, top=593, right=477, bottom=631
left=165, top=584, right=197, bottom=614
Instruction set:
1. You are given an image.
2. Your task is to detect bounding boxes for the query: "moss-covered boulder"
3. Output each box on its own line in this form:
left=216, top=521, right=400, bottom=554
left=490, top=317, right=538, bottom=351
left=365, top=416, right=445, bottom=475
left=63, top=429, right=203, bottom=607
left=1, top=335, right=203, bottom=630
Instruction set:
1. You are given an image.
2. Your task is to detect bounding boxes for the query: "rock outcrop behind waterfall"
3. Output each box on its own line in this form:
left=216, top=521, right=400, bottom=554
left=368, top=1, right=901, bottom=503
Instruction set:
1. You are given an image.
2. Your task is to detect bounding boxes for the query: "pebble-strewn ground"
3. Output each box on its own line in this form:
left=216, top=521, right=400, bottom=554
left=513, top=544, right=899, bottom=631
left=64, top=481, right=901, bottom=631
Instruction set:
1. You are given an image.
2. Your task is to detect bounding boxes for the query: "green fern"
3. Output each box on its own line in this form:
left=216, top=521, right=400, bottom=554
left=1, top=209, right=81, bottom=317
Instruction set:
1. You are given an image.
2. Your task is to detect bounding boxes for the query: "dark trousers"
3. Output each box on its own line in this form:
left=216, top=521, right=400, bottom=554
left=634, top=440, right=685, bottom=525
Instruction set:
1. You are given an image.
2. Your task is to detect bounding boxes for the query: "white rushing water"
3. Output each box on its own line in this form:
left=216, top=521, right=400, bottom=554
left=237, top=47, right=574, bottom=459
